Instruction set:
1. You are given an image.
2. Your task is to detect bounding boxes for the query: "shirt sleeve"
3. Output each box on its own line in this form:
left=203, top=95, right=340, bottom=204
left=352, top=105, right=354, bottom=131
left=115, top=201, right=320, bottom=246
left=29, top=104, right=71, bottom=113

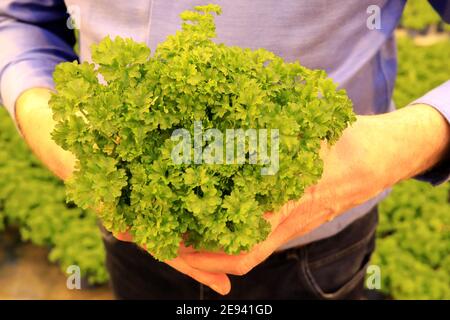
left=409, top=80, right=450, bottom=185
left=0, top=0, right=78, bottom=123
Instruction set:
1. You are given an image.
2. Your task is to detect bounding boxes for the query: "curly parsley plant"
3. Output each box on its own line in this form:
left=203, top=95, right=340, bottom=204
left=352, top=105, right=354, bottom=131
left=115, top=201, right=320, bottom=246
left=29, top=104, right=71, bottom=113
left=50, top=4, right=355, bottom=261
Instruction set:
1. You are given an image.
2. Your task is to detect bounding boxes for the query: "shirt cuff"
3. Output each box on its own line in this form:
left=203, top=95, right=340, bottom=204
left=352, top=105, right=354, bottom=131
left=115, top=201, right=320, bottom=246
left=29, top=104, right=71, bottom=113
left=0, top=58, right=62, bottom=124
left=409, top=80, right=450, bottom=185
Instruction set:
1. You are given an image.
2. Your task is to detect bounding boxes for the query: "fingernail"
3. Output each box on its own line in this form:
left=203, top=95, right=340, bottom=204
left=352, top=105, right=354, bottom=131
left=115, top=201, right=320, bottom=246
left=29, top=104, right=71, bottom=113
left=211, top=284, right=229, bottom=295
left=210, top=284, right=223, bottom=294
left=210, top=284, right=220, bottom=292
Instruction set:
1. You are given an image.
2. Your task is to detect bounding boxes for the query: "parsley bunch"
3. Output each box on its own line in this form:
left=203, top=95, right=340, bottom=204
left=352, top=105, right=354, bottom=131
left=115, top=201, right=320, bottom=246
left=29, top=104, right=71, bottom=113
left=50, top=4, right=355, bottom=261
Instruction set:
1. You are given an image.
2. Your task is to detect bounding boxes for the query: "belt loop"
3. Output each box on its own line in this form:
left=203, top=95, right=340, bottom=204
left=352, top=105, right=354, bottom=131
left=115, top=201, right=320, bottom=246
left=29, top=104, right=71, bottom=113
left=286, top=245, right=305, bottom=261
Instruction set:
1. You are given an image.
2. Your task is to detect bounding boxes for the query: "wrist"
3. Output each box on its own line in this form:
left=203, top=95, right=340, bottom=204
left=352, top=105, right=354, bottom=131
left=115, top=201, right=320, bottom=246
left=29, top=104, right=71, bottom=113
left=15, top=87, right=76, bottom=180
left=16, top=87, right=53, bottom=132
left=364, top=104, right=450, bottom=186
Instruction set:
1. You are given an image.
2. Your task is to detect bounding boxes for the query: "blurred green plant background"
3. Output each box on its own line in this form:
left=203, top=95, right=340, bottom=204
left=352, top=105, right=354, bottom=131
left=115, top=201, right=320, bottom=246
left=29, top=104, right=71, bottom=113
left=0, top=0, right=449, bottom=298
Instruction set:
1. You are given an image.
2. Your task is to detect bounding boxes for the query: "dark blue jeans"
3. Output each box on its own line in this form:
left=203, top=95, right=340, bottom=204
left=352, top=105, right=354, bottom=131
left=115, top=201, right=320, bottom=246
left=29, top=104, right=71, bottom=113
left=101, top=207, right=378, bottom=300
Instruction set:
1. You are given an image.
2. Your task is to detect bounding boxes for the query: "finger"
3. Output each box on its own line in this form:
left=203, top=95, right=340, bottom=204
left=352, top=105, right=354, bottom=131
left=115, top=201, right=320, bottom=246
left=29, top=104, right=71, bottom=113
left=262, top=211, right=278, bottom=230
left=182, top=202, right=306, bottom=275
left=113, top=230, right=133, bottom=242
left=181, top=251, right=251, bottom=275
left=180, top=202, right=323, bottom=276
left=165, top=256, right=231, bottom=295
left=264, top=199, right=304, bottom=232
left=138, top=243, right=231, bottom=295
left=181, top=233, right=284, bottom=276
left=178, top=242, right=197, bottom=254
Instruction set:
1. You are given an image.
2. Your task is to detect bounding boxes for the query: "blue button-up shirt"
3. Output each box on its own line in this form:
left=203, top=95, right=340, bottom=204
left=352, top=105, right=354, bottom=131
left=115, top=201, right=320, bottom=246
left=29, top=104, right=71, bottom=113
left=1, top=0, right=449, bottom=248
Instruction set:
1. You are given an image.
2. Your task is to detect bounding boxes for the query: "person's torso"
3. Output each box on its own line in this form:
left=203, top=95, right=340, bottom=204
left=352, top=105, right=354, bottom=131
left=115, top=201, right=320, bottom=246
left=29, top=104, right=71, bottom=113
left=67, top=0, right=405, bottom=115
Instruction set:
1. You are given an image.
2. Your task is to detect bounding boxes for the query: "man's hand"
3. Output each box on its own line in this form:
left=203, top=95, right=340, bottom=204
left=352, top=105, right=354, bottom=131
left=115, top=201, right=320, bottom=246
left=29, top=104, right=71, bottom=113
left=178, top=104, right=450, bottom=277
left=178, top=115, right=388, bottom=276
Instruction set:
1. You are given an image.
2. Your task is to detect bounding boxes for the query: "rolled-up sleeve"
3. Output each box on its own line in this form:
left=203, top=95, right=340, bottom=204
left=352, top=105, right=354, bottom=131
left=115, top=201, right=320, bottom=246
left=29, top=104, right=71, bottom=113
left=410, top=80, right=450, bottom=185
left=0, top=0, right=77, bottom=123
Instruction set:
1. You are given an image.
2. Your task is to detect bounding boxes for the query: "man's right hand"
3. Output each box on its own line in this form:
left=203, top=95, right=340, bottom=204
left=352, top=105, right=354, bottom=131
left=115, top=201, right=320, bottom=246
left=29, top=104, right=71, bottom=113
left=16, top=87, right=76, bottom=180
left=15, top=87, right=231, bottom=295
